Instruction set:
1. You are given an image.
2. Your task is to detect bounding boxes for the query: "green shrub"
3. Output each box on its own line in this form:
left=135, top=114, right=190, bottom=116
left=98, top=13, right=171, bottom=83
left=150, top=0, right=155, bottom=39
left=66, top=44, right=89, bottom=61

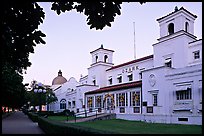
left=38, top=116, right=115, bottom=134
left=27, top=112, right=39, bottom=122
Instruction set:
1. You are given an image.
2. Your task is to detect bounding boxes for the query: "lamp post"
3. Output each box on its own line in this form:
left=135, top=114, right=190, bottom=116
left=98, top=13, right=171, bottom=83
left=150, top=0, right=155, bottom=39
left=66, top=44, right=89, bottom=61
left=33, top=82, right=46, bottom=115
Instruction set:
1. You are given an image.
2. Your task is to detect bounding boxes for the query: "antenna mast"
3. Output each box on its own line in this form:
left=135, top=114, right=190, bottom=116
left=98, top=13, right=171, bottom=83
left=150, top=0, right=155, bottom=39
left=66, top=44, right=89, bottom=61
left=133, top=22, right=136, bottom=59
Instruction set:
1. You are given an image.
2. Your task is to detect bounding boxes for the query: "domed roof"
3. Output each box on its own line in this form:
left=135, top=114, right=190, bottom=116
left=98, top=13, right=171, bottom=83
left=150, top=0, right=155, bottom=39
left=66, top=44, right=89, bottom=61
left=52, top=70, right=67, bottom=85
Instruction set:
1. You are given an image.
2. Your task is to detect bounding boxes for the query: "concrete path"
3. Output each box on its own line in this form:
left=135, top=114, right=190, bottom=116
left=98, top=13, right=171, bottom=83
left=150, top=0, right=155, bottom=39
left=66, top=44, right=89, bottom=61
left=2, top=111, right=45, bottom=134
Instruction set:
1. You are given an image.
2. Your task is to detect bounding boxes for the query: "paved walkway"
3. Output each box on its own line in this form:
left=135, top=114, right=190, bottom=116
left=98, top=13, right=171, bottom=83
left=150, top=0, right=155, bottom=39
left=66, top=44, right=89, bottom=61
left=2, top=111, right=45, bottom=134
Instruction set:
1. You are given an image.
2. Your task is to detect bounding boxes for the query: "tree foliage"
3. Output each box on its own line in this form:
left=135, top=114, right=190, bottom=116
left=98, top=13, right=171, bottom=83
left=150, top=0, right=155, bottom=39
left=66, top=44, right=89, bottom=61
left=51, top=2, right=145, bottom=30
left=2, top=2, right=46, bottom=108
left=25, top=80, right=58, bottom=108
left=2, top=1, right=145, bottom=109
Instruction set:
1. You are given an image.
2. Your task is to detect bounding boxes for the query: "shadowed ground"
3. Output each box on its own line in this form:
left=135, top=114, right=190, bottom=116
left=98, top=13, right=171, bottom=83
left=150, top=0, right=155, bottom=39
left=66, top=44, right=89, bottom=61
left=2, top=111, right=44, bottom=134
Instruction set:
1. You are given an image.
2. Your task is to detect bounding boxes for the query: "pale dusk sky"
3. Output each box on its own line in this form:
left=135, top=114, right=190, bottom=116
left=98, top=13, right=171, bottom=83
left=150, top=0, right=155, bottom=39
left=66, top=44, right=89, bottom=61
left=23, top=2, right=202, bottom=86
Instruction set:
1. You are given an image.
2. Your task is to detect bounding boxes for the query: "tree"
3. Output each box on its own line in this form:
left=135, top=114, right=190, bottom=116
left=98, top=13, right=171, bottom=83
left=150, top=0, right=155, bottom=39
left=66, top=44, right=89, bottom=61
left=51, top=2, right=145, bottom=30
left=2, top=1, right=145, bottom=109
left=25, top=80, right=58, bottom=111
left=2, top=2, right=46, bottom=109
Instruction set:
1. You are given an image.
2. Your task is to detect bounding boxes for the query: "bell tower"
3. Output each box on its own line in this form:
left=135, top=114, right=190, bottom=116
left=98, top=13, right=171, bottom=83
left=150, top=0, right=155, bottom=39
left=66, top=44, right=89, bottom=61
left=88, top=44, right=114, bottom=88
left=90, top=44, right=114, bottom=66
left=157, top=6, right=197, bottom=39
left=153, top=7, right=198, bottom=69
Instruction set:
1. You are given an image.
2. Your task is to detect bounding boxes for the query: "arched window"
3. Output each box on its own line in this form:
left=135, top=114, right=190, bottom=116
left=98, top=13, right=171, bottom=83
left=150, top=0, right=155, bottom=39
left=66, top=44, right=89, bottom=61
left=185, top=22, right=189, bottom=32
left=95, top=56, right=98, bottom=63
left=168, top=23, right=174, bottom=35
left=60, top=99, right=66, bottom=109
left=104, top=55, right=108, bottom=63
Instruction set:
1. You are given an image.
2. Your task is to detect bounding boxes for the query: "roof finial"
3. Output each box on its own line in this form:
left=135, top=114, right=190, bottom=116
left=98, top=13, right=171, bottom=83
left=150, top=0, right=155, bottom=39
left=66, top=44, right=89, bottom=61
left=100, top=44, right=103, bottom=49
left=58, top=70, right=62, bottom=76
left=175, top=6, right=178, bottom=11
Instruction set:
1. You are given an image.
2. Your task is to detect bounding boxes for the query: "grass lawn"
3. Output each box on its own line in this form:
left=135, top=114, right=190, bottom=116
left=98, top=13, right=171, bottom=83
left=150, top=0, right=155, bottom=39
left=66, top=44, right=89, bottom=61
left=75, top=119, right=202, bottom=134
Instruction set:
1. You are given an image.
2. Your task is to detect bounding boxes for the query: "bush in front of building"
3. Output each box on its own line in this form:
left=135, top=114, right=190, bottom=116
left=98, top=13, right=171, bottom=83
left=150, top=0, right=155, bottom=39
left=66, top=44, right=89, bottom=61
left=37, top=116, right=115, bottom=134
left=27, top=112, right=39, bottom=122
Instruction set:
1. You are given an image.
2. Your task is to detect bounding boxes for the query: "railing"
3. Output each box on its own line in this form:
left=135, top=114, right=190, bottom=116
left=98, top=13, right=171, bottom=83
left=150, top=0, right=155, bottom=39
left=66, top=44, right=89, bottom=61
left=71, top=107, right=113, bottom=123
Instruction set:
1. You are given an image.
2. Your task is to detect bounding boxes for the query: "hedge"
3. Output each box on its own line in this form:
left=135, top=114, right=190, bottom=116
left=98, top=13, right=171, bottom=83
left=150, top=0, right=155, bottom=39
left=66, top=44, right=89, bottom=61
left=27, top=112, right=39, bottom=122
left=38, top=116, right=116, bottom=134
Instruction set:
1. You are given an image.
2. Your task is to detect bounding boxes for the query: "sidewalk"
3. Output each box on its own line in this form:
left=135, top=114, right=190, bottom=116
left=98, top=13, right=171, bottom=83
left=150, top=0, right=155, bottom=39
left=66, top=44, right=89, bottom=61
left=2, top=111, right=45, bottom=134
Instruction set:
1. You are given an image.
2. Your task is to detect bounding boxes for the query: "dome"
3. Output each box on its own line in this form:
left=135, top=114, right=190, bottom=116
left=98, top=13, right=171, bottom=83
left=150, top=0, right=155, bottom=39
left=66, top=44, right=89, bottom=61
left=52, top=70, right=67, bottom=85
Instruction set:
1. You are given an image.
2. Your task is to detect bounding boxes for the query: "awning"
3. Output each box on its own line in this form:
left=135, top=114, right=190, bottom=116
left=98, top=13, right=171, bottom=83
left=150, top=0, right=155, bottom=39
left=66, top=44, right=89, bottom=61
left=173, top=108, right=192, bottom=111
left=175, top=85, right=191, bottom=91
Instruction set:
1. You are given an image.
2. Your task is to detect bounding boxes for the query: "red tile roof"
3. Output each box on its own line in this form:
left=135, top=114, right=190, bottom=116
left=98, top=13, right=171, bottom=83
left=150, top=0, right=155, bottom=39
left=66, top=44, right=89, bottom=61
left=106, top=55, right=153, bottom=71
left=85, top=80, right=142, bottom=95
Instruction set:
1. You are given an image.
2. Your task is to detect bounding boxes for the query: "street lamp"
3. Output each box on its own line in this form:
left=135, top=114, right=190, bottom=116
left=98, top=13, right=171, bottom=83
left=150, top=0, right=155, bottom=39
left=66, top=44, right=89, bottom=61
left=33, top=82, right=46, bottom=115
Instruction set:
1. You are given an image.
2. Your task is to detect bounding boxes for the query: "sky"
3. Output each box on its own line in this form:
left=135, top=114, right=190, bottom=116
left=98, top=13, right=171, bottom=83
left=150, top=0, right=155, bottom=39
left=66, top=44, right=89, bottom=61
left=22, top=2, right=202, bottom=86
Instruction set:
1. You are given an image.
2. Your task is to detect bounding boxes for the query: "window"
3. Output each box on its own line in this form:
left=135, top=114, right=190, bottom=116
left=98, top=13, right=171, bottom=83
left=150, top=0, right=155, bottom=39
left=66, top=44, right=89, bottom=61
left=108, top=78, right=112, bottom=85
left=176, top=87, right=192, bottom=100
left=104, top=55, right=108, bottom=63
left=168, top=23, right=174, bottom=35
left=193, top=50, right=200, bottom=60
left=133, top=107, right=140, bottom=113
left=117, top=75, right=122, bottom=83
left=93, top=79, right=96, bottom=85
left=60, top=99, right=66, bottom=109
left=95, top=95, right=103, bottom=108
left=87, top=96, right=94, bottom=108
left=72, top=101, right=75, bottom=108
left=95, top=55, right=98, bottom=62
left=120, top=107, right=125, bottom=113
left=153, top=94, right=158, bottom=106
left=139, top=72, right=142, bottom=79
left=130, top=91, right=140, bottom=106
left=178, top=118, right=188, bottom=122
left=185, top=22, right=189, bottom=32
left=165, top=58, right=172, bottom=68
left=128, top=73, right=133, bottom=81
left=147, top=106, right=153, bottom=113
left=68, top=101, right=71, bottom=108
left=116, top=93, right=126, bottom=107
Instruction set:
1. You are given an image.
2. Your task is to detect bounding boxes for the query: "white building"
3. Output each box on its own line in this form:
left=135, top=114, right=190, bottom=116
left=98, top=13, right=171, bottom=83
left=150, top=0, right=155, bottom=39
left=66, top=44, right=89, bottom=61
left=49, top=7, right=202, bottom=125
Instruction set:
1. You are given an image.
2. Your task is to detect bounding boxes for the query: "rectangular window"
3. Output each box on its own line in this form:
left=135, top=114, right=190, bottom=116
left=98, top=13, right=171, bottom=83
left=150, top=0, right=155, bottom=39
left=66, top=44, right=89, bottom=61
left=117, top=93, right=126, bottom=107
left=193, top=50, right=200, bottom=59
left=87, top=96, right=94, bottom=108
left=72, top=101, right=75, bottom=108
left=176, top=88, right=192, bottom=100
left=143, top=101, right=147, bottom=106
left=178, top=118, right=188, bottom=122
left=147, top=106, right=153, bottom=113
left=120, top=107, right=125, bottom=113
left=139, top=72, right=142, bottom=80
left=153, top=94, right=158, bottom=106
left=130, top=91, right=140, bottom=106
left=128, top=74, right=133, bottom=81
left=165, top=58, right=172, bottom=68
left=95, top=95, right=103, bottom=108
left=68, top=101, right=71, bottom=108
left=117, top=75, right=122, bottom=83
left=133, top=107, right=140, bottom=113
left=93, top=80, right=96, bottom=85
left=108, top=78, right=112, bottom=85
